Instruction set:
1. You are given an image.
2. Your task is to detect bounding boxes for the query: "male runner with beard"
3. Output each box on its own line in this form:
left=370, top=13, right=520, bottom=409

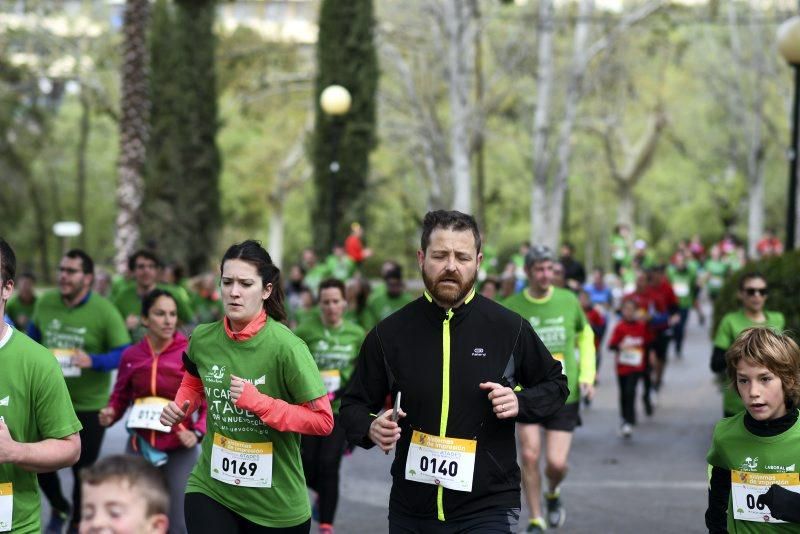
left=340, top=210, right=568, bottom=533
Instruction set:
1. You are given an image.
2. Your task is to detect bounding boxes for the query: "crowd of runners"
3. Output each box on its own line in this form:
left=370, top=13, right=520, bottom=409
left=1, top=213, right=799, bottom=534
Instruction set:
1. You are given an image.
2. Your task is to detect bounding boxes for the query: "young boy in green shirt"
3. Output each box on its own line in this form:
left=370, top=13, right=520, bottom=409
left=706, top=327, right=800, bottom=532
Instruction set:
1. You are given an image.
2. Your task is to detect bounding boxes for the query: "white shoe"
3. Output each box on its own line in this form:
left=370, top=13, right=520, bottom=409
left=620, top=423, right=633, bottom=439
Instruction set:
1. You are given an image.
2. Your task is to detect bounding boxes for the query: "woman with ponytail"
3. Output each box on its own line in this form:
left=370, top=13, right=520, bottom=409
left=160, top=240, right=332, bottom=532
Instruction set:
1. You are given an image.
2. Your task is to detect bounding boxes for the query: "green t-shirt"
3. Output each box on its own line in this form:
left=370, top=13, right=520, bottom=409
left=113, top=284, right=195, bottom=341
left=303, top=264, right=330, bottom=294
left=362, top=291, right=415, bottom=332
left=324, top=255, right=355, bottom=281
left=705, top=259, right=730, bottom=296
left=5, top=296, right=36, bottom=332
left=611, top=235, right=629, bottom=263
left=503, top=287, right=586, bottom=404
left=0, top=328, right=82, bottom=533
left=32, top=291, right=131, bottom=411
left=706, top=411, right=800, bottom=532
left=185, top=320, right=327, bottom=528
left=294, top=315, right=365, bottom=414
left=714, top=310, right=786, bottom=416
left=667, top=265, right=697, bottom=309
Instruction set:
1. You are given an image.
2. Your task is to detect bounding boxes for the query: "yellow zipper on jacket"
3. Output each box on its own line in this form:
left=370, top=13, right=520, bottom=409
left=424, top=289, right=476, bottom=522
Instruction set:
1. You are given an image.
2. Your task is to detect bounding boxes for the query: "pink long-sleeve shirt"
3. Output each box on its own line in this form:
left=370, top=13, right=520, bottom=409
left=108, top=332, right=207, bottom=451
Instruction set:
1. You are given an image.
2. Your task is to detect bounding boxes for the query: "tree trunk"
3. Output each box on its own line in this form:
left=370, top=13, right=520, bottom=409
left=550, top=0, right=594, bottom=248
left=444, top=0, right=476, bottom=213
left=616, top=186, right=635, bottom=228
left=114, top=0, right=150, bottom=274
left=530, top=0, right=554, bottom=246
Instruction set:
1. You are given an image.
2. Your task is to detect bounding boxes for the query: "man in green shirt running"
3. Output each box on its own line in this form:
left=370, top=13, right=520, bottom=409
left=0, top=238, right=82, bottom=534
left=362, top=265, right=414, bottom=331
left=113, top=250, right=194, bottom=341
left=504, top=245, right=596, bottom=533
left=295, top=278, right=365, bottom=534
left=30, top=249, right=131, bottom=533
left=710, top=273, right=784, bottom=417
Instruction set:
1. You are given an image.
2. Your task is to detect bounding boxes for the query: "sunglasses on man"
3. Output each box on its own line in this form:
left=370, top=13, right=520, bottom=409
left=743, top=287, right=768, bottom=296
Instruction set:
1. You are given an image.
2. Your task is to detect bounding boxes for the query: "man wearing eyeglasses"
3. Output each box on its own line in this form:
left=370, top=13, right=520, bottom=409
left=709, top=272, right=785, bottom=417
left=28, top=249, right=130, bottom=533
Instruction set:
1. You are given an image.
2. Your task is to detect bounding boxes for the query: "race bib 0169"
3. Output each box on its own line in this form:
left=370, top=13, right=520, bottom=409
left=126, top=397, right=172, bottom=433
left=731, top=470, right=800, bottom=523
left=405, top=431, right=476, bottom=492
left=52, top=349, right=81, bottom=378
left=210, top=433, right=273, bottom=488
left=0, top=483, right=12, bottom=532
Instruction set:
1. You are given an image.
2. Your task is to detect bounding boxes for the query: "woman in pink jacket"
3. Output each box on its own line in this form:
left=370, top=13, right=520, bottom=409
left=99, top=289, right=206, bottom=534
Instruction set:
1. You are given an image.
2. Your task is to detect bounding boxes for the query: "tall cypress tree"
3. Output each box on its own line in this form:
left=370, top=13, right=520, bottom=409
left=174, top=0, right=221, bottom=274
left=143, top=0, right=220, bottom=274
left=312, top=0, right=378, bottom=254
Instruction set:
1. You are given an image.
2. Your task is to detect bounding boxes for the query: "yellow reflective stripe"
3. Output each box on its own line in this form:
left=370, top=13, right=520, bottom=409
left=523, top=286, right=553, bottom=304
left=437, top=308, right=454, bottom=522
left=424, top=290, right=433, bottom=302
left=464, top=287, right=476, bottom=304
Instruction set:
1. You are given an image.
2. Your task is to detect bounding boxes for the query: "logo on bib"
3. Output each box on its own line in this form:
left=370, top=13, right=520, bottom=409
left=471, top=348, right=486, bottom=358
left=741, top=456, right=759, bottom=471
left=206, top=365, right=227, bottom=383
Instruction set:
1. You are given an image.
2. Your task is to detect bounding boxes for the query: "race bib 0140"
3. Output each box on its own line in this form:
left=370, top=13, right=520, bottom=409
left=731, top=470, right=800, bottom=523
left=52, top=349, right=81, bottom=378
left=210, top=433, right=273, bottom=488
left=0, top=483, right=12, bottom=532
left=405, top=431, right=476, bottom=492
left=552, top=353, right=566, bottom=376
left=126, top=397, right=172, bottom=433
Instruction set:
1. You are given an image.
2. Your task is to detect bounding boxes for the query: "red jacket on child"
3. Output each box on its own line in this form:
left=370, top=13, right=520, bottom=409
left=607, top=319, right=651, bottom=376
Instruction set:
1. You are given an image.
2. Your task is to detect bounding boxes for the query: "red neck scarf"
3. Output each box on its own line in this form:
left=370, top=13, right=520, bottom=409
left=224, top=308, right=267, bottom=341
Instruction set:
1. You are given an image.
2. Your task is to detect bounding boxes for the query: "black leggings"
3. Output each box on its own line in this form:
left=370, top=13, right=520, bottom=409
left=184, top=492, right=311, bottom=533
left=301, top=416, right=347, bottom=524
left=38, top=410, right=106, bottom=524
left=617, top=372, right=642, bottom=425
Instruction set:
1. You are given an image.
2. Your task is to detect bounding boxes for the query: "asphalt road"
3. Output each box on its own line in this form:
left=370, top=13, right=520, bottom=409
left=42, top=306, right=720, bottom=533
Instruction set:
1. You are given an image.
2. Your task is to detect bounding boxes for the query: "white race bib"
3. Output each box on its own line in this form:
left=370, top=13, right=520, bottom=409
left=405, top=431, right=476, bottom=492
left=320, top=370, right=341, bottom=394
left=619, top=347, right=643, bottom=367
left=210, top=433, right=273, bottom=488
left=0, top=483, right=12, bottom=532
left=127, top=397, right=172, bottom=433
left=53, top=349, right=81, bottom=378
left=731, top=470, right=800, bottom=523
left=709, top=276, right=723, bottom=289
left=673, top=282, right=690, bottom=298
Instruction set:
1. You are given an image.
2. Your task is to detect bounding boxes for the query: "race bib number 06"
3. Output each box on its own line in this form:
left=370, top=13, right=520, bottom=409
left=127, top=397, right=172, bottom=433
left=731, top=470, right=800, bottom=523
left=405, top=430, right=476, bottom=492
left=210, top=433, right=273, bottom=488
left=0, top=483, right=12, bottom=532
left=53, top=349, right=81, bottom=378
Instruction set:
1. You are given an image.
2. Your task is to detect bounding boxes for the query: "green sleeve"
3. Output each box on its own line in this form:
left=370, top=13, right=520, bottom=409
left=34, top=353, right=82, bottom=439
left=168, top=285, right=195, bottom=324
left=706, top=424, right=724, bottom=468
left=284, top=341, right=326, bottom=404
left=713, top=316, right=733, bottom=350
left=104, top=302, right=132, bottom=349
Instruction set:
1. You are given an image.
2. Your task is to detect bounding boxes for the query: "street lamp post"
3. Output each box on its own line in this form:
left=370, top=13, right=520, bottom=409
left=319, top=84, right=352, bottom=252
left=778, top=16, right=800, bottom=250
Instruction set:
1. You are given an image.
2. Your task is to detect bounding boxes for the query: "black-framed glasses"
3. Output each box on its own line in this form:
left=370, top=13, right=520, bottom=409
left=744, top=287, right=768, bottom=296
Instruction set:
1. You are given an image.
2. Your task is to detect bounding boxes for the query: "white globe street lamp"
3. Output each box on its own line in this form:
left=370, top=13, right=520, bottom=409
left=777, top=16, right=800, bottom=250
left=319, top=84, right=352, bottom=250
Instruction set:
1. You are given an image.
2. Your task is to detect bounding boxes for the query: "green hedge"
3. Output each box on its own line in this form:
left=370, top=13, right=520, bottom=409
left=712, top=250, right=800, bottom=341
